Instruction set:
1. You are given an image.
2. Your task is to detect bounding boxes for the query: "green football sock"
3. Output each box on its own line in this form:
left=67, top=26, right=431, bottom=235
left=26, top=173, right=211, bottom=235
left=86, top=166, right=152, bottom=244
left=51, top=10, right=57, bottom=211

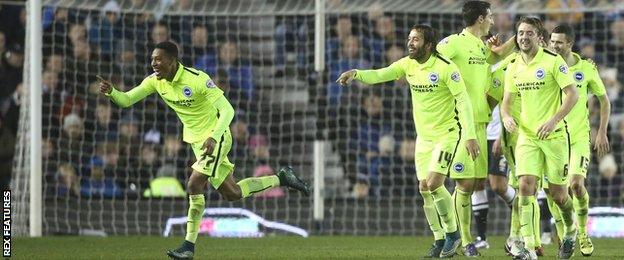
left=237, top=175, right=281, bottom=198
left=510, top=195, right=521, bottom=238
left=519, top=195, right=537, bottom=249
left=431, top=186, right=457, bottom=234
left=573, top=191, right=589, bottom=235
left=184, top=194, right=206, bottom=243
left=453, top=188, right=472, bottom=246
left=546, top=193, right=564, bottom=242
left=421, top=190, right=445, bottom=241
left=559, top=197, right=577, bottom=237
left=532, top=197, right=541, bottom=247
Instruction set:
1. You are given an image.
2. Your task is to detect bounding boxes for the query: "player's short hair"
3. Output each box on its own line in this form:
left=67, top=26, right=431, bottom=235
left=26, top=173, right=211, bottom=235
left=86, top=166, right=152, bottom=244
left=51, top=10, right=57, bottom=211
left=514, top=16, right=544, bottom=49
left=515, top=16, right=544, bottom=33
left=462, top=1, right=491, bottom=26
left=154, top=41, right=178, bottom=59
left=411, top=24, right=439, bottom=55
left=552, top=24, right=575, bottom=43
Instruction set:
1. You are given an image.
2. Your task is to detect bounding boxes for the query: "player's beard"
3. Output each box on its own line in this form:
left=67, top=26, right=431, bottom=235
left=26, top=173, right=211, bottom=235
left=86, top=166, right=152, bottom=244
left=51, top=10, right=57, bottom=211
left=409, top=47, right=427, bottom=61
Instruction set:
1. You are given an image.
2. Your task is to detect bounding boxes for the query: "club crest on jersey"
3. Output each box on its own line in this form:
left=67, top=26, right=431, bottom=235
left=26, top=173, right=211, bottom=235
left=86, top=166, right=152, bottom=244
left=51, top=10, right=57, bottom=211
left=535, top=68, right=545, bottom=80
left=453, top=163, right=464, bottom=173
left=574, top=71, right=584, bottom=81
left=429, top=72, right=439, bottom=84
left=183, top=86, right=192, bottom=97
left=451, top=71, right=461, bottom=82
left=493, top=78, right=501, bottom=88
left=559, top=64, right=568, bottom=74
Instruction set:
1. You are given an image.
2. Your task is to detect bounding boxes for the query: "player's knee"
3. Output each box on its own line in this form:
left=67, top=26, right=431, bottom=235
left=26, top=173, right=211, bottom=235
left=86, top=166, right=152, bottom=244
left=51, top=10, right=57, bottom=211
left=569, top=178, right=585, bottom=194
left=492, top=185, right=506, bottom=196
left=223, top=190, right=242, bottom=201
left=419, top=181, right=429, bottom=192
left=187, top=179, right=203, bottom=194
left=551, top=193, right=568, bottom=206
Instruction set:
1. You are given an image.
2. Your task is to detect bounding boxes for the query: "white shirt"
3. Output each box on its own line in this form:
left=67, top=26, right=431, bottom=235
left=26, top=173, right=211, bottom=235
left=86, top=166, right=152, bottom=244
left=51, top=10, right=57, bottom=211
left=487, top=105, right=501, bottom=140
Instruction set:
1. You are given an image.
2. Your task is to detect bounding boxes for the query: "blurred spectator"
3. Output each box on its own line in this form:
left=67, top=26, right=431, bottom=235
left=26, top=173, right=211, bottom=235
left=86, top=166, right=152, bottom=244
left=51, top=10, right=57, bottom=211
left=607, top=19, right=624, bottom=81
left=0, top=31, right=5, bottom=57
left=327, top=35, right=370, bottom=105
left=160, top=133, right=190, bottom=183
left=197, top=41, right=255, bottom=102
left=578, top=38, right=605, bottom=65
left=80, top=156, right=122, bottom=198
left=116, top=41, right=148, bottom=85
left=252, top=165, right=285, bottom=198
left=89, top=0, right=122, bottom=57
left=45, top=54, right=64, bottom=74
left=354, top=94, right=392, bottom=193
left=55, top=163, right=81, bottom=197
left=143, top=164, right=186, bottom=198
left=600, top=67, right=623, bottom=114
left=68, top=23, right=87, bottom=47
left=250, top=134, right=270, bottom=166
left=43, top=7, right=70, bottom=55
left=545, top=0, right=585, bottom=25
left=87, top=100, right=118, bottom=141
left=183, top=25, right=213, bottom=67
left=0, top=115, right=15, bottom=190
left=363, top=16, right=398, bottom=67
left=0, top=44, right=23, bottom=99
left=56, top=113, right=92, bottom=175
left=595, top=153, right=621, bottom=200
left=133, top=143, right=160, bottom=192
left=137, top=22, right=170, bottom=67
left=365, top=134, right=396, bottom=197
left=231, top=117, right=250, bottom=160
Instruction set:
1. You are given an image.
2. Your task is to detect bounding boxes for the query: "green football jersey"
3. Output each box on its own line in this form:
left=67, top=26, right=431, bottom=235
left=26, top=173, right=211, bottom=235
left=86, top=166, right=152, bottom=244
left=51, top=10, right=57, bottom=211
left=437, top=28, right=492, bottom=123
left=107, top=63, right=231, bottom=143
left=354, top=54, right=476, bottom=140
left=505, top=48, right=576, bottom=139
left=564, top=52, right=607, bottom=143
left=489, top=52, right=521, bottom=122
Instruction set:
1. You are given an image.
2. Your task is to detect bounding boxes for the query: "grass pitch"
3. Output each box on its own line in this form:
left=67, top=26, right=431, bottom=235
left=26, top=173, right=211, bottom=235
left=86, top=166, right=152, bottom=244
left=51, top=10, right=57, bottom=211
left=13, top=236, right=624, bottom=259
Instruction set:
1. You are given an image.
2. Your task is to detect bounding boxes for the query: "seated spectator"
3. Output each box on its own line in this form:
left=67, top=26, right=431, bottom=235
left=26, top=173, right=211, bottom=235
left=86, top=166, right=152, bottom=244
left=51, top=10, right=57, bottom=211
left=196, top=41, right=255, bottom=102
left=43, top=7, right=70, bottom=55
left=160, top=133, right=190, bottom=183
left=182, top=25, right=214, bottom=66
left=80, top=156, right=122, bottom=198
left=143, top=164, right=186, bottom=198
left=55, top=163, right=81, bottom=197
left=88, top=0, right=122, bottom=57
left=363, top=16, right=398, bottom=67
left=365, top=134, right=396, bottom=197
left=252, top=165, right=285, bottom=198
left=327, top=35, right=370, bottom=106
left=44, top=54, right=64, bottom=74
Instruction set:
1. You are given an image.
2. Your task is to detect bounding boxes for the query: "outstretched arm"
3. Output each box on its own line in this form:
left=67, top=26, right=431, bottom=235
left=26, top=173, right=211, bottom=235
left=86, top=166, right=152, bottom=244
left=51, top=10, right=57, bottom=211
left=336, top=61, right=404, bottom=86
left=98, top=75, right=155, bottom=108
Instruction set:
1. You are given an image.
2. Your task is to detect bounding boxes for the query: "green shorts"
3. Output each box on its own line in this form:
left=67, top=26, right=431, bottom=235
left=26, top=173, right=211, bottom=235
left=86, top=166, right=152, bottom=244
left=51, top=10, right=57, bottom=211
left=415, top=127, right=474, bottom=181
left=501, top=129, right=519, bottom=188
left=515, top=134, right=570, bottom=186
left=190, top=131, right=235, bottom=189
left=450, top=123, right=487, bottom=180
left=569, top=140, right=590, bottom=177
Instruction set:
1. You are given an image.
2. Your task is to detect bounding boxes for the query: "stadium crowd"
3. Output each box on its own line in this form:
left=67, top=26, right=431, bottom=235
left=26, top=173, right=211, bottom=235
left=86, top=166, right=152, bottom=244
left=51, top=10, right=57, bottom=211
left=0, top=0, right=623, bottom=201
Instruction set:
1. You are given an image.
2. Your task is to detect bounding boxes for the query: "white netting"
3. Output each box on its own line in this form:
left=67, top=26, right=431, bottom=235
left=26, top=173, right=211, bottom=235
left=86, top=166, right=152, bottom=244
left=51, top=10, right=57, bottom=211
left=11, top=0, right=624, bottom=236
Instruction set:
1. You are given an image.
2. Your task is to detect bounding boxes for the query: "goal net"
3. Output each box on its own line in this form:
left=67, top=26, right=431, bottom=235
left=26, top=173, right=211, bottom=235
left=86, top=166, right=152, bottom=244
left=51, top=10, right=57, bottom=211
left=12, top=0, right=623, bottom=237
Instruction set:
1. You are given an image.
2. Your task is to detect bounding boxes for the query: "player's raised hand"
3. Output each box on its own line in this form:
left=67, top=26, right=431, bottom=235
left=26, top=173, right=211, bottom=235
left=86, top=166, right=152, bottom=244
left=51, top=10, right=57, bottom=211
left=336, top=69, right=357, bottom=86
left=465, top=139, right=480, bottom=161
left=202, top=137, right=217, bottom=156
left=96, top=75, right=113, bottom=95
left=537, top=118, right=558, bottom=140
left=594, top=130, right=610, bottom=157
left=486, top=33, right=502, bottom=48
left=502, top=115, right=517, bottom=133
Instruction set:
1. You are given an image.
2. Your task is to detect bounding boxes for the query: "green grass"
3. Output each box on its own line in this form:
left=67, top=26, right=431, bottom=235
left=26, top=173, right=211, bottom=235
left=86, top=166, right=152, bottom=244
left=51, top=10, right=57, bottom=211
left=12, top=236, right=624, bottom=259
